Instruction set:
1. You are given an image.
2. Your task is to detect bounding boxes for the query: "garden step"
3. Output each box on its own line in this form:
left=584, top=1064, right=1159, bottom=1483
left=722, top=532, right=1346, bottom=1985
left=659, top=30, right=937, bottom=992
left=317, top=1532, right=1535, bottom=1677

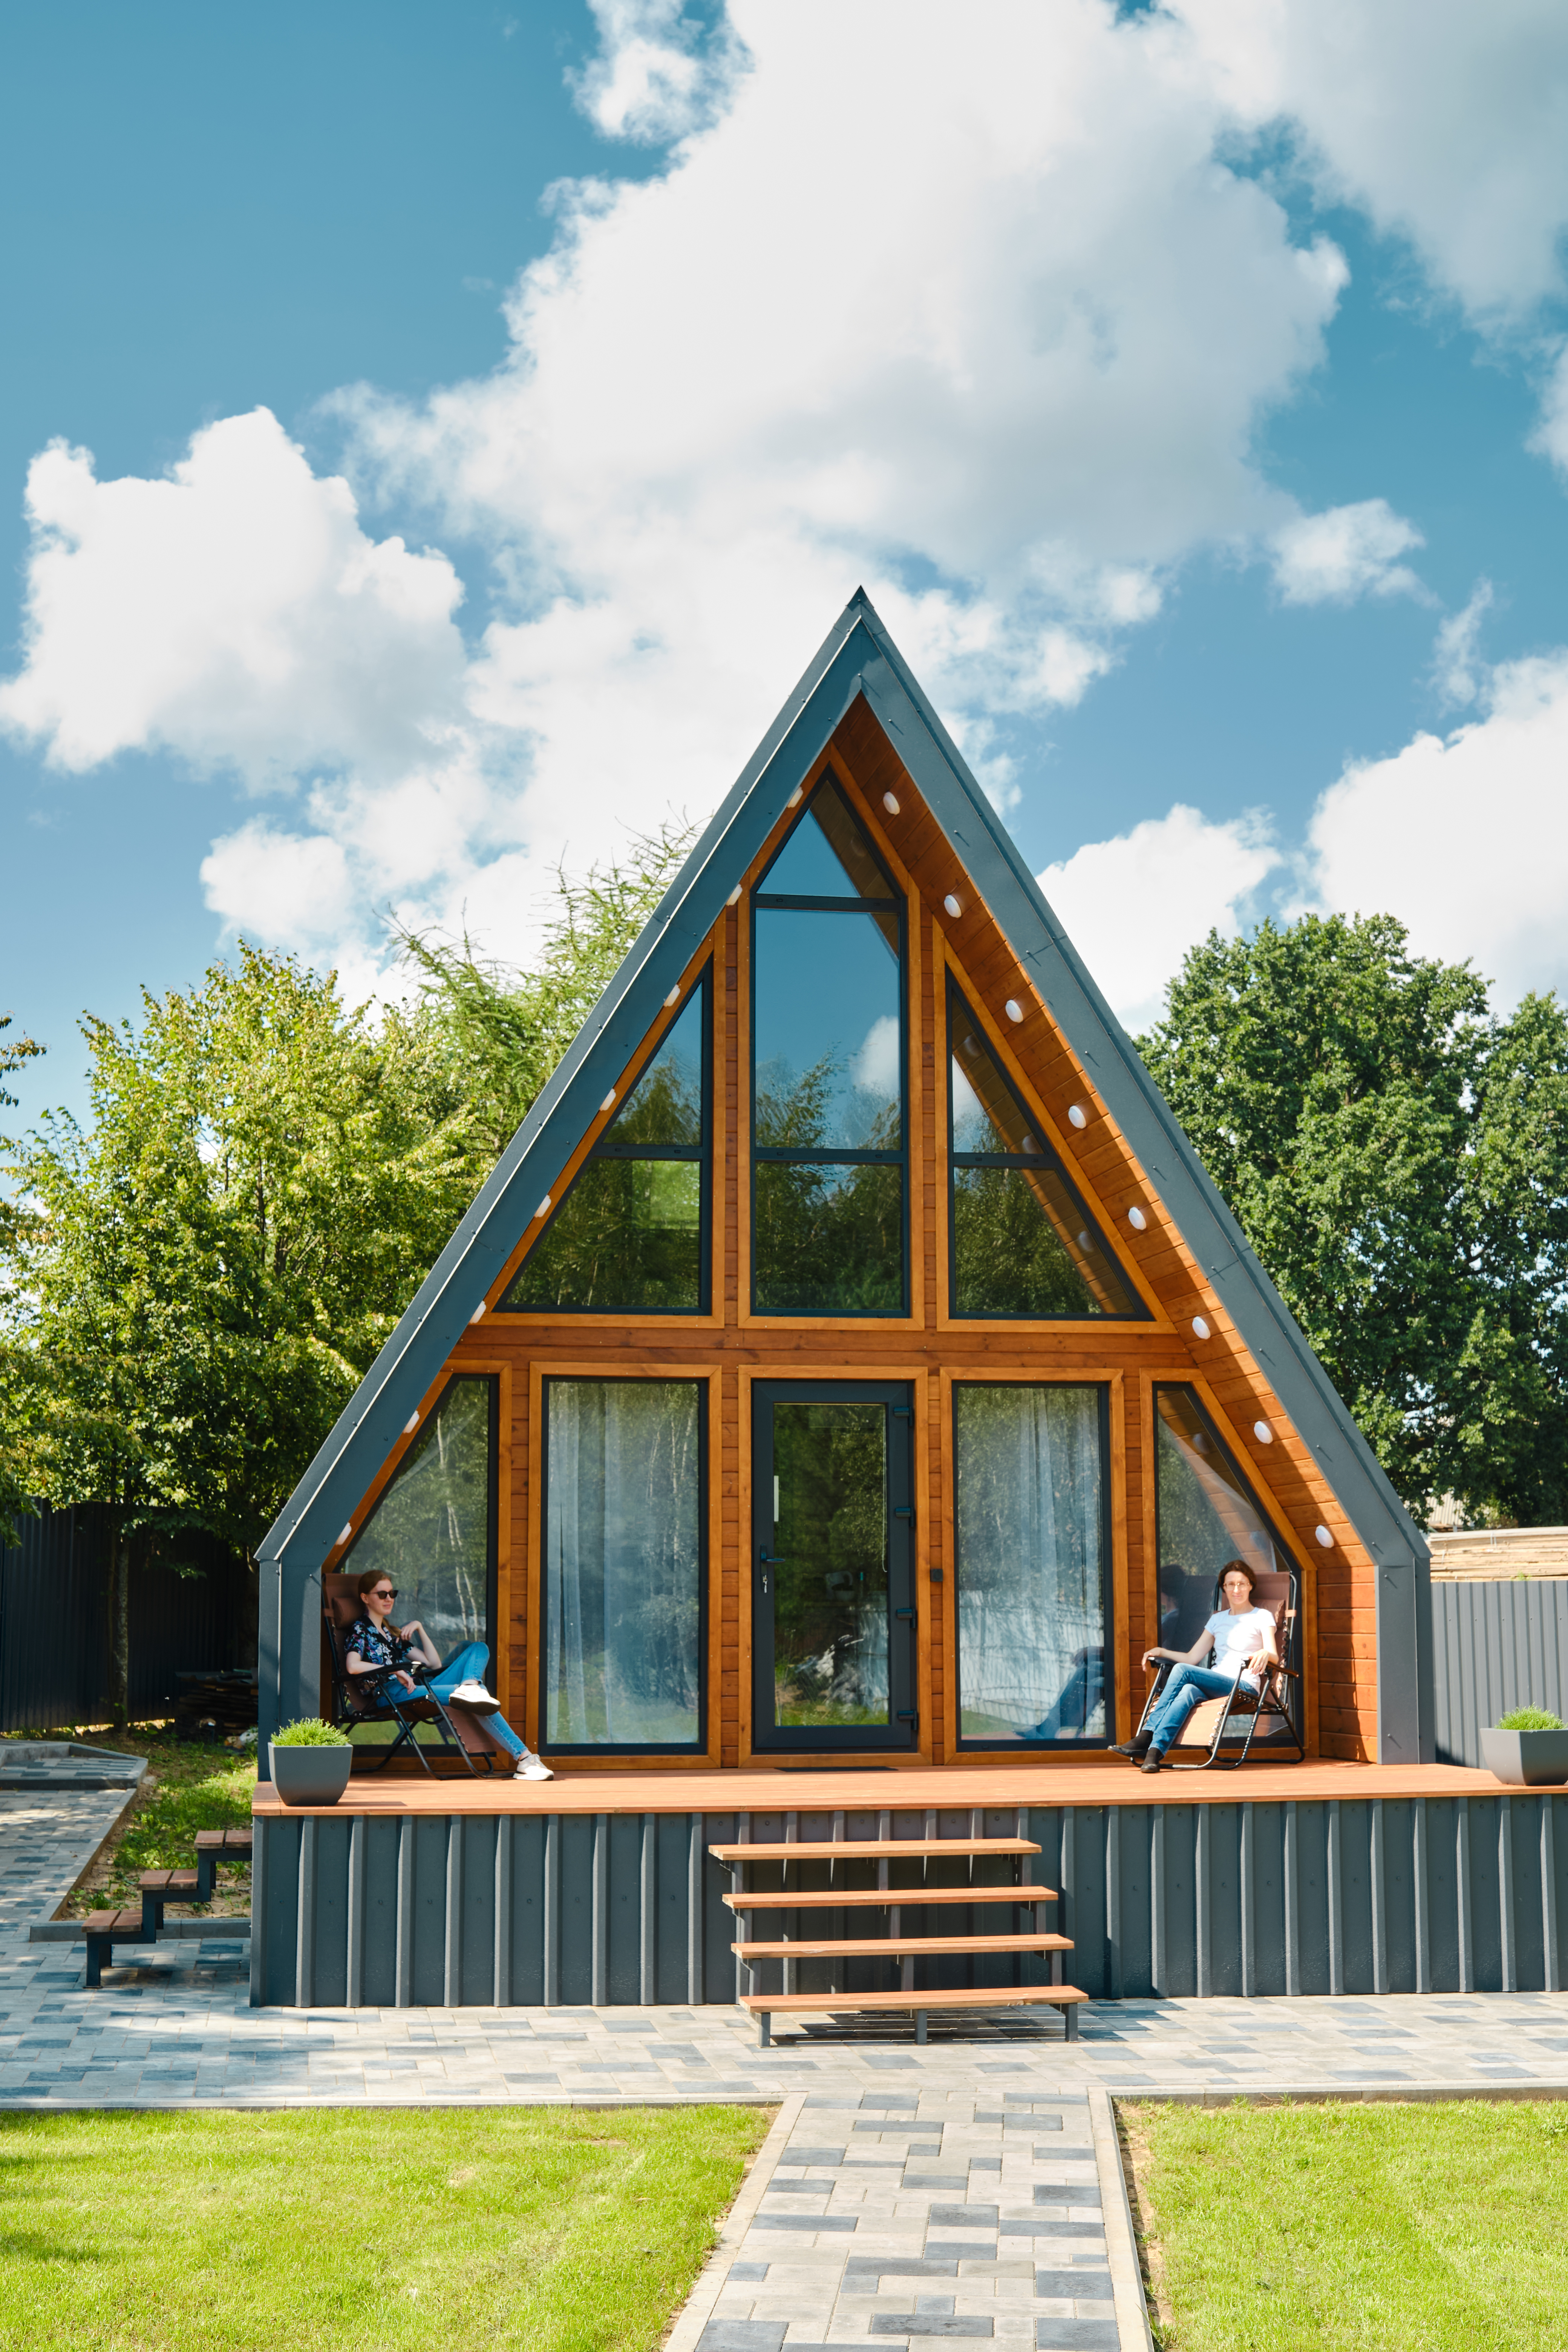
left=732, top=1931, right=1073, bottom=1959
left=741, top=1981, right=1089, bottom=2047
left=138, top=1868, right=201, bottom=1940
left=723, top=1883, right=1057, bottom=1912
left=709, top=1837, right=1038, bottom=1864
left=81, top=1909, right=146, bottom=1990
left=194, top=1828, right=253, bottom=1899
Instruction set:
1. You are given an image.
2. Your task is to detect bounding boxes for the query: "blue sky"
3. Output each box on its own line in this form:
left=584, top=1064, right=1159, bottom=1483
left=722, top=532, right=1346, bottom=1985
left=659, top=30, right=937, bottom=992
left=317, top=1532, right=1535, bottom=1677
left=6, top=0, right=1568, bottom=1134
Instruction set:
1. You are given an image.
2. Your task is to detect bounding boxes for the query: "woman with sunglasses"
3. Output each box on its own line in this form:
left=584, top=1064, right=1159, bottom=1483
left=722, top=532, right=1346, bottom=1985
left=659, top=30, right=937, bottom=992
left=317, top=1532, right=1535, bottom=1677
left=346, top=1569, right=552, bottom=1778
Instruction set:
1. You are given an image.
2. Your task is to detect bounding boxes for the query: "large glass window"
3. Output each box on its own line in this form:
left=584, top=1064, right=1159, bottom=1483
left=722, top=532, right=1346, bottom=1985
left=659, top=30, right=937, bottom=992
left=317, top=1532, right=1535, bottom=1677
left=542, top=1378, right=705, bottom=1750
left=503, top=972, right=710, bottom=1314
left=752, top=776, right=906, bottom=1314
left=953, top=1383, right=1109, bottom=1746
left=346, top=1377, right=495, bottom=1665
left=1154, top=1386, right=1293, bottom=1654
left=948, top=981, right=1139, bottom=1318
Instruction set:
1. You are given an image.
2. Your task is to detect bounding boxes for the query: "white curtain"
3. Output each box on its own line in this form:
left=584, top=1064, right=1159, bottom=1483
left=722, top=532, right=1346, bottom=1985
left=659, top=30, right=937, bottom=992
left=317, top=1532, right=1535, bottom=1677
left=954, top=1384, right=1106, bottom=1741
left=545, top=1380, right=702, bottom=1746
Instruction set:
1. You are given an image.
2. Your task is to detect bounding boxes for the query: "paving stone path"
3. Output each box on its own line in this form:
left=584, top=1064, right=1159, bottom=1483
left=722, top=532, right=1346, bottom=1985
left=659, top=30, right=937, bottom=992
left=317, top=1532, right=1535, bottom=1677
left=677, top=2087, right=1129, bottom=2352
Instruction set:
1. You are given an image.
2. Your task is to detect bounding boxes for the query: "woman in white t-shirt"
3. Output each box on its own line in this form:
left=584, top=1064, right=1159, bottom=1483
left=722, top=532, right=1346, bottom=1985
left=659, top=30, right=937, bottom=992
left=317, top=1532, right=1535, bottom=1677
left=1120, top=1560, right=1279, bottom=1773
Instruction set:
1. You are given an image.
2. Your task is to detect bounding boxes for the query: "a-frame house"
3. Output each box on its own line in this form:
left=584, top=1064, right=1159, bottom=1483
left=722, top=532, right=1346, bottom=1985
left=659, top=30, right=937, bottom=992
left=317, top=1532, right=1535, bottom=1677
left=257, top=591, right=1433, bottom=1779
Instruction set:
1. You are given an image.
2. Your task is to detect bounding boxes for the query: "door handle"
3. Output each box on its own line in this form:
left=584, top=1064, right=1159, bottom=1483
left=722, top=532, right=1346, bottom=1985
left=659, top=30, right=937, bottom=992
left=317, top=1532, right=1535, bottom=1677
left=893, top=1506, right=915, bottom=1521
left=895, top=1607, right=916, bottom=1621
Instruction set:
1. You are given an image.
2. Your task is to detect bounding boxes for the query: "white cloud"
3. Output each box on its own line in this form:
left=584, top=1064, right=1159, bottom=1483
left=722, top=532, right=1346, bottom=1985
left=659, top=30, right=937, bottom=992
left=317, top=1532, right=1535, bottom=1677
left=1176, top=0, right=1568, bottom=323
left=1269, top=499, right=1425, bottom=606
left=0, top=410, right=468, bottom=789
left=199, top=822, right=353, bottom=950
left=569, top=0, right=749, bottom=143
left=1530, top=342, right=1568, bottom=477
left=852, top=1013, right=902, bottom=1098
left=1038, top=804, right=1279, bottom=1032
left=1303, top=649, right=1568, bottom=1002
left=1431, top=581, right=1495, bottom=707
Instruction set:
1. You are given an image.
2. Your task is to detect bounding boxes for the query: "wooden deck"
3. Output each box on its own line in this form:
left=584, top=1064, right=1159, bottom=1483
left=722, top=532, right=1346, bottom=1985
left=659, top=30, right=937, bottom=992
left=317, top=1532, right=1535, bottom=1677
left=251, top=1757, right=1545, bottom=1819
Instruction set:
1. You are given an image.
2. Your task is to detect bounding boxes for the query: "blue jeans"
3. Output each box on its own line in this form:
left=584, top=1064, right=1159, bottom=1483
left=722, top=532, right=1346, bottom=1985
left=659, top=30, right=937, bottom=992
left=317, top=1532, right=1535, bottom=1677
left=423, top=1642, right=527, bottom=1760
left=1147, top=1664, right=1246, bottom=1755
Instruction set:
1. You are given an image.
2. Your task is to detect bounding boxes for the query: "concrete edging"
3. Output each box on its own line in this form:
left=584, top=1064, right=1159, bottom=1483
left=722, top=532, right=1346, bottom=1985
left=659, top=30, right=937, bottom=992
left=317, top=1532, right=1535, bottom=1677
left=1090, top=2089, right=1155, bottom=2352
left=662, top=2091, right=802, bottom=2352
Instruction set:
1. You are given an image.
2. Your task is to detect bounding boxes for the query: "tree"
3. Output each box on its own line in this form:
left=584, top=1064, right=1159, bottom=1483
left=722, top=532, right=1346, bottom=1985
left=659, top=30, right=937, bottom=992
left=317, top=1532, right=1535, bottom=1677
left=5, top=948, right=475, bottom=1723
left=0, top=1013, right=45, bottom=1544
left=1138, top=913, right=1568, bottom=1525
left=399, top=820, right=695, bottom=1162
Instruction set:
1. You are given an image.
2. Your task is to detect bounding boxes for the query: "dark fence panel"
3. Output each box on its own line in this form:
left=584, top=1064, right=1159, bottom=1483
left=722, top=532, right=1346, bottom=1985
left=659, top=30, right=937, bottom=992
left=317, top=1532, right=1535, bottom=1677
left=1433, top=1578, right=1568, bottom=1765
left=0, top=1501, right=250, bottom=1732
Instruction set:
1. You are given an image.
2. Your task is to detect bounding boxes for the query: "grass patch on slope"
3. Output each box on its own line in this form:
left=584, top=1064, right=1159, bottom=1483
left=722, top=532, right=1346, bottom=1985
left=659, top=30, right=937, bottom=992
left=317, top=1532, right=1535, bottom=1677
left=0, top=2103, right=768, bottom=2351
left=1127, top=2096, right=1568, bottom=2352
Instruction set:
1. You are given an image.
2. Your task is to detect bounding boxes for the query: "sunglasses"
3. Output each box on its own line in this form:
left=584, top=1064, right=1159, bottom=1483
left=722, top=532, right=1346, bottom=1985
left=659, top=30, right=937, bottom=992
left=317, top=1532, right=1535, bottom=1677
left=370, top=1587, right=397, bottom=1600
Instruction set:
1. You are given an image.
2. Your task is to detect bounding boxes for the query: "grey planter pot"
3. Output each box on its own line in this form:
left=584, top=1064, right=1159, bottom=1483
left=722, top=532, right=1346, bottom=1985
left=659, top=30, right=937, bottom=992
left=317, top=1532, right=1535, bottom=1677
left=1480, top=1727, right=1568, bottom=1786
left=268, top=1741, right=354, bottom=1805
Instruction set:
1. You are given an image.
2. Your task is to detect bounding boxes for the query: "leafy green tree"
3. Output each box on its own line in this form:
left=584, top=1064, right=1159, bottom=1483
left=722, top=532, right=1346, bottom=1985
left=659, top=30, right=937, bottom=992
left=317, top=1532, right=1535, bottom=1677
left=400, top=820, right=694, bottom=1161
left=0, top=1014, right=45, bottom=1544
left=1138, top=913, right=1568, bottom=1525
left=6, top=949, right=474, bottom=1721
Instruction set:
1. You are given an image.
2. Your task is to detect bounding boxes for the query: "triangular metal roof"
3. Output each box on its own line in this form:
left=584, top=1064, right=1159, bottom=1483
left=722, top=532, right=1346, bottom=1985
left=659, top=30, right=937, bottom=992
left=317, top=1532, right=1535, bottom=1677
left=259, top=589, right=1432, bottom=1756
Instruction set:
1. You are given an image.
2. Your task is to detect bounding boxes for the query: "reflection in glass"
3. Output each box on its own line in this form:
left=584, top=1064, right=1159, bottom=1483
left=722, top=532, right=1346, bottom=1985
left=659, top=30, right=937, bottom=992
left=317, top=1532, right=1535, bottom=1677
left=954, top=1384, right=1107, bottom=1744
left=347, top=1378, right=492, bottom=1663
left=949, top=986, right=1137, bottom=1318
left=754, top=1159, right=903, bottom=1314
left=544, top=1379, right=703, bottom=1747
left=759, top=775, right=893, bottom=902
left=1155, top=1387, right=1288, bottom=1651
left=505, top=1159, right=702, bottom=1311
left=755, top=909, right=902, bottom=1152
left=504, top=978, right=708, bottom=1314
left=770, top=1400, right=890, bottom=1728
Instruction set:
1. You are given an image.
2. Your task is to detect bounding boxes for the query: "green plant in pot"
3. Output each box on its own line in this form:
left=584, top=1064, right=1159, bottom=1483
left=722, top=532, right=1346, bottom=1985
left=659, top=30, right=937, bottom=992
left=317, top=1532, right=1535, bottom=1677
left=1481, top=1707, right=1568, bottom=1787
left=268, top=1718, right=354, bottom=1806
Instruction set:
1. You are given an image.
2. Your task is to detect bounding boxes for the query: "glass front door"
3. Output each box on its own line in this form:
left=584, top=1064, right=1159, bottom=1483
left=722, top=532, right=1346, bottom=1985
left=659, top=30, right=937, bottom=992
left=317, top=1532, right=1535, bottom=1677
left=751, top=1380, right=917, bottom=1750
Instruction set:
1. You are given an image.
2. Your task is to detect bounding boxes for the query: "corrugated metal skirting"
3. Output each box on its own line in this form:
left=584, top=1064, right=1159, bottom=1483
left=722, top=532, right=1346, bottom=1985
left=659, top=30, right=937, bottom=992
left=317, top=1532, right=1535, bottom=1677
left=251, top=1798, right=1567, bottom=2008
left=1433, top=1579, right=1568, bottom=1765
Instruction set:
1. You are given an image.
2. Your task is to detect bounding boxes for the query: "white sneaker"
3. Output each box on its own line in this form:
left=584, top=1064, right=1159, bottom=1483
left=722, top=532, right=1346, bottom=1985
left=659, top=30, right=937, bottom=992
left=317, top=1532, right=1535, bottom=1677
left=446, top=1679, right=499, bottom=1713
left=516, top=1758, right=554, bottom=1780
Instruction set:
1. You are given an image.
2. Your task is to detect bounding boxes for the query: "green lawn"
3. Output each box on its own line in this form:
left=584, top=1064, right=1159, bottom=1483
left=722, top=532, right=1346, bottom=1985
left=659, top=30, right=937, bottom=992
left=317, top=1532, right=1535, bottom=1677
left=1129, top=2097, right=1568, bottom=2352
left=0, top=2104, right=769, bottom=2352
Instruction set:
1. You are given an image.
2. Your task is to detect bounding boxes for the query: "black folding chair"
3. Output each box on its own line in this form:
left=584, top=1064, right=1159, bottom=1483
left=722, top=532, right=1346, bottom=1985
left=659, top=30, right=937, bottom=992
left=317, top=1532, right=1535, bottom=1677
left=1136, top=1562, right=1305, bottom=1770
left=321, top=1574, right=480, bottom=1776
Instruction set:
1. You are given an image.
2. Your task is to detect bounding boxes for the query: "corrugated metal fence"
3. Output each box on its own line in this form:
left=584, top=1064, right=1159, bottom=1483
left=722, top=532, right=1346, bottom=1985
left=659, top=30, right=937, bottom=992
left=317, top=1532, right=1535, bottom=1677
left=0, top=1501, right=250, bottom=1732
left=1433, top=1578, right=1568, bottom=1765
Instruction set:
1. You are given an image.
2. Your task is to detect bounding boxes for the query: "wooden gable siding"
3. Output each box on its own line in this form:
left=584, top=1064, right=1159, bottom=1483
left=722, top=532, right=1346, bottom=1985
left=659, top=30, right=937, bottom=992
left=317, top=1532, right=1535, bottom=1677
left=329, top=696, right=1380, bottom=1765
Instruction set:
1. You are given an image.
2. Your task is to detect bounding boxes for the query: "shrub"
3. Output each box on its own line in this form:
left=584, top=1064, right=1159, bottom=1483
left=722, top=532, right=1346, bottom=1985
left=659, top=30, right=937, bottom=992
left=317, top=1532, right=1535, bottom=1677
left=271, top=1718, right=352, bottom=1748
left=1495, top=1706, right=1566, bottom=1732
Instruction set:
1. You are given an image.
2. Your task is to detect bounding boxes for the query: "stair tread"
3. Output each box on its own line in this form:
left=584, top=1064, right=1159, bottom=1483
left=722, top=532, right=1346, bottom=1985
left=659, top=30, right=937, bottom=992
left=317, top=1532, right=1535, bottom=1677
left=139, top=1869, right=200, bottom=1891
left=83, top=1910, right=142, bottom=1933
left=723, top=1883, right=1057, bottom=1911
left=740, top=1984, right=1088, bottom=2013
left=733, top=1932, right=1073, bottom=1958
left=710, top=1838, right=1038, bottom=1863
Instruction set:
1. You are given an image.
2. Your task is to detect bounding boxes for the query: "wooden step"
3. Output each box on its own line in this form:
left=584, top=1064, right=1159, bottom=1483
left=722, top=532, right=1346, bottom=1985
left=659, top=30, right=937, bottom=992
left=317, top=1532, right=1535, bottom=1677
left=741, top=1981, right=1088, bottom=2047
left=732, top=1932, right=1073, bottom=1960
left=195, top=1828, right=253, bottom=1853
left=83, top=1909, right=141, bottom=1934
left=709, top=1837, right=1038, bottom=1864
left=139, top=1869, right=200, bottom=1893
left=724, top=1883, right=1057, bottom=1913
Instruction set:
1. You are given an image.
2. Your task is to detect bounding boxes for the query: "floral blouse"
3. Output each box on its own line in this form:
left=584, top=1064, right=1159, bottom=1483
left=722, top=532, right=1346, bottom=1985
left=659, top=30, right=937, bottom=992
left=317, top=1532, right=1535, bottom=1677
left=345, top=1614, right=421, bottom=1699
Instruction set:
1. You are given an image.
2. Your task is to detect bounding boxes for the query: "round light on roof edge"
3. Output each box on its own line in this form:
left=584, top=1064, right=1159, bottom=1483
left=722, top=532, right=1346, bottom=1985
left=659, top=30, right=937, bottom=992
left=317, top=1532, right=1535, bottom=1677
left=1067, top=1104, right=1087, bottom=1129
left=1314, top=1524, right=1334, bottom=1548
left=943, top=893, right=962, bottom=917
left=726, top=885, right=741, bottom=906
left=337, top=1523, right=353, bottom=1547
left=600, top=1090, right=616, bottom=1112
left=1004, top=998, right=1024, bottom=1023
left=882, top=791, right=900, bottom=814
left=403, top=1413, right=420, bottom=1435
left=1254, top=1418, right=1273, bottom=1443
left=1191, top=1315, right=1211, bottom=1340
left=663, top=987, right=680, bottom=1007
left=786, top=786, right=804, bottom=808
left=469, top=1300, right=487, bottom=1324
left=1127, top=1205, right=1147, bottom=1231
left=533, top=1195, right=551, bottom=1220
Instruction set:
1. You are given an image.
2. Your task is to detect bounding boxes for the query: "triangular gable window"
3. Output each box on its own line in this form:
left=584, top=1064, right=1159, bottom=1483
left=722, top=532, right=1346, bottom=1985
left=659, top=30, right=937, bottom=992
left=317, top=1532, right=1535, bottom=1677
left=752, top=775, right=906, bottom=1315
left=948, top=978, right=1142, bottom=1318
left=502, top=969, right=710, bottom=1314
